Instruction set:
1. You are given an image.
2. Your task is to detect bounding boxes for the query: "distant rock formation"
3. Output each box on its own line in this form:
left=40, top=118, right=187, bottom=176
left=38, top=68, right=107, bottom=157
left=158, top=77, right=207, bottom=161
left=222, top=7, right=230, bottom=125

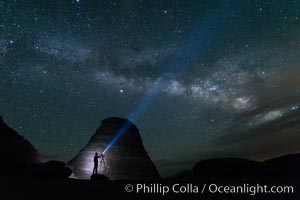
left=193, top=158, right=272, bottom=177
left=264, top=153, right=300, bottom=177
left=68, top=117, right=160, bottom=180
left=169, top=153, right=300, bottom=179
left=0, top=116, right=41, bottom=175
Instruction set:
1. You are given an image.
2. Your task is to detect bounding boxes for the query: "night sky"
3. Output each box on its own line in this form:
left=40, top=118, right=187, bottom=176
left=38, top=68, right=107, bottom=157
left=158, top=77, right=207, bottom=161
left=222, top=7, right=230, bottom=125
left=1, top=0, right=300, bottom=176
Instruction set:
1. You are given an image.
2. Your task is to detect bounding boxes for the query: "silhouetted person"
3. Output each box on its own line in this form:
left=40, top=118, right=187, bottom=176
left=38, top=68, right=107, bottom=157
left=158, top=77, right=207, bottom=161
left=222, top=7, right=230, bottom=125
left=93, top=152, right=100, bottom=175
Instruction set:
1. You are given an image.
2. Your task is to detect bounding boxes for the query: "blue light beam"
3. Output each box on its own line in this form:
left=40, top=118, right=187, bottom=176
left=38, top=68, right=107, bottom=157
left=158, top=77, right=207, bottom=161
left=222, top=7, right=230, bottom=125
left=103, top=3, right=236, bottom=154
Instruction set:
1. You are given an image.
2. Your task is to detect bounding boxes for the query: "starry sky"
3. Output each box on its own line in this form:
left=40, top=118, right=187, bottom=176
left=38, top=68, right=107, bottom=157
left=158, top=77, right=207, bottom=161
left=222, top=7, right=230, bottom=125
left=1, top=0, right=300, bottom=177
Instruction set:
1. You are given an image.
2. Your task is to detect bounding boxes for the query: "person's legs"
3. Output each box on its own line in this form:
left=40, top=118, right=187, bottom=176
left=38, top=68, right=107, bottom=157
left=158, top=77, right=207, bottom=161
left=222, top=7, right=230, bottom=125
left=93, top=166, right=96, bottom=174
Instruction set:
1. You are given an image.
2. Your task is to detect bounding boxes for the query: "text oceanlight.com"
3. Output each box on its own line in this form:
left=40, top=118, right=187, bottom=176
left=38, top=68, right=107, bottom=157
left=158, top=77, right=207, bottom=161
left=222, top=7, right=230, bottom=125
left=124, top=183, right=294, bottom=196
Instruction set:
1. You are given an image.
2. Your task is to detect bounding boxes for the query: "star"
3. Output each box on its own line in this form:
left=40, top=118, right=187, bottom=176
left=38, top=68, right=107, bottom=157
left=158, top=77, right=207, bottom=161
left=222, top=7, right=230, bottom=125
left=291, top=105, right=299, bottom=111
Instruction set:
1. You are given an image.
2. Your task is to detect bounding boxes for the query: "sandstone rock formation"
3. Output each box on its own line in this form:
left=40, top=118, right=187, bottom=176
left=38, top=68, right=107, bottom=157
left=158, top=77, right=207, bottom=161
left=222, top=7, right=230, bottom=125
left=68, top=117, right=160, bottom=180
left=0, top=116, right=41, bottom=175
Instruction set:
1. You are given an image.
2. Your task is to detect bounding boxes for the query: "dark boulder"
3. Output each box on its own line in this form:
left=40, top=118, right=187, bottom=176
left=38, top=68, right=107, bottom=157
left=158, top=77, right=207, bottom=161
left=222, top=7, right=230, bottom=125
left=32, top=160, right=72, bottom=179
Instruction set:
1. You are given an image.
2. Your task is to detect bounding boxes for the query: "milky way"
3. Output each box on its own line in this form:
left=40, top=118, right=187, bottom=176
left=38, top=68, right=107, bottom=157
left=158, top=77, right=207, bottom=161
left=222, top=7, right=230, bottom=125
left=1, top=0, right=300, bottom=176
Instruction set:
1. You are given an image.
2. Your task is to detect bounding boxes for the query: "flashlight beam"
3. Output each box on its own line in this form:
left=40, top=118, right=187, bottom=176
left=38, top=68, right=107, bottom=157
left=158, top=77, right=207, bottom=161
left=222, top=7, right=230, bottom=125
left=102, top=3, right=236, bottom=154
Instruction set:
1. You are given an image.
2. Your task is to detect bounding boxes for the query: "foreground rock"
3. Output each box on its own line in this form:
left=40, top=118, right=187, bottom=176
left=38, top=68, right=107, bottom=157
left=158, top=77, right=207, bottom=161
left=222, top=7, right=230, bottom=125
left=90, top=174, right=109, bottom=181
left=68, top=117, right=160, bottom=180
left=31, top=160, right=72, bottom=179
